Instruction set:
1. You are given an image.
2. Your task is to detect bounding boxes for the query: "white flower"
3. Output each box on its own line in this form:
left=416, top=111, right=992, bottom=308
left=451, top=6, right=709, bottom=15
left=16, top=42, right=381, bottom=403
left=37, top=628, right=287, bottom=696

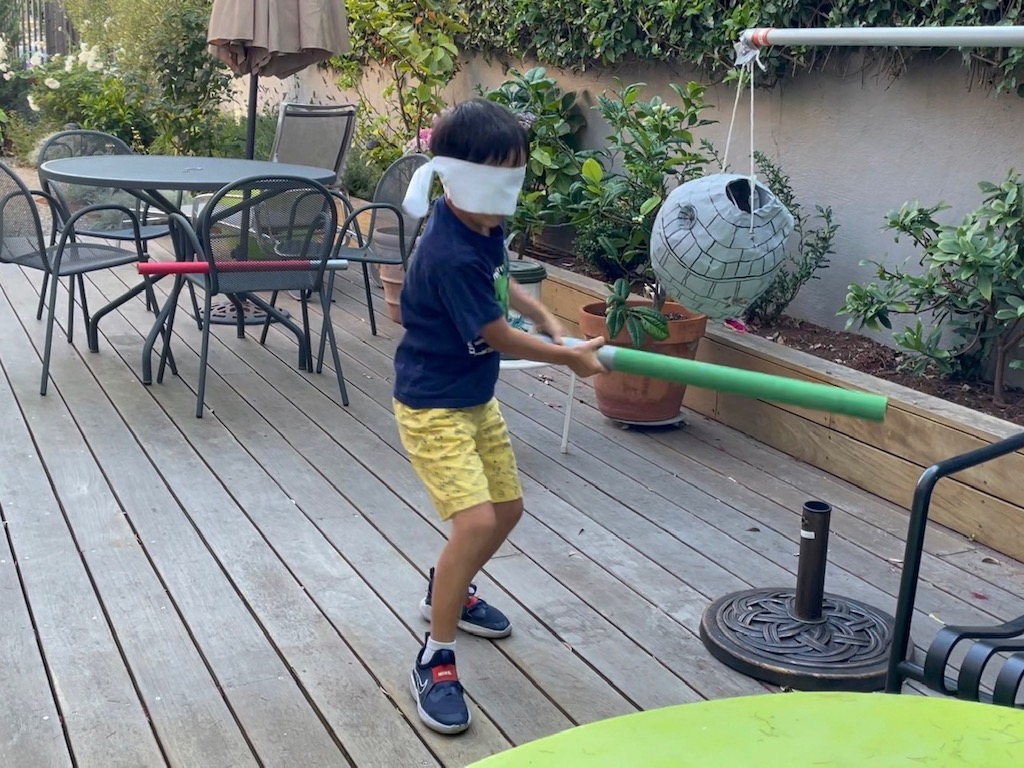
left=65, top=56, right=74, bottom=72
left=29, top=51, right=43, bottom=67
left=3, top=72, right=12, bottom=81
left=27, top=94, right=39, bottom=112
left=44, top=77, right=59, bottom=89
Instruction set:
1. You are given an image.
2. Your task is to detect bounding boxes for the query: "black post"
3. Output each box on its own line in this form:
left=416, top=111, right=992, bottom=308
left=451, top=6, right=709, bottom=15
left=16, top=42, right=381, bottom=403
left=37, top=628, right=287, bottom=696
left=245, top=73, right=260, bottom=160
left=794, top=500, right=832, bottom=622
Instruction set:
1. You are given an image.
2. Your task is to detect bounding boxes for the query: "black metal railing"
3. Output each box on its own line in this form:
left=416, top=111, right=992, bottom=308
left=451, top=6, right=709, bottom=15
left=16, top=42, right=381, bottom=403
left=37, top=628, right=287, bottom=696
left=13, top=0, right=75, bottom=59
left=886, top=431, right=1024, bottom=706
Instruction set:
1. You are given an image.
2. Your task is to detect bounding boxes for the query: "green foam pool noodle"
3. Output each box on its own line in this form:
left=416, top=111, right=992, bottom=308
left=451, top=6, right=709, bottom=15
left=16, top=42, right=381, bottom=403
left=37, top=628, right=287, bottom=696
left=557, top=338, right=887, bottom=422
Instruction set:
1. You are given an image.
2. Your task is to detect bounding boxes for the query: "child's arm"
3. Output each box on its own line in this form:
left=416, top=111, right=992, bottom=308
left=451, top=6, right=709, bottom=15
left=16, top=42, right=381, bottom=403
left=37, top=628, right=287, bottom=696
left=480, top=317, right=607, bottom=379
left=508, top=279, right=564, bottom=343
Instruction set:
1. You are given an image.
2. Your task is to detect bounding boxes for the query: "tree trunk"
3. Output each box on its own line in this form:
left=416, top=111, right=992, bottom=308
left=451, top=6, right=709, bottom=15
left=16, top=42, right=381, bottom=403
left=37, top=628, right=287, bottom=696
left=993, top=345, right=1008, bottom=407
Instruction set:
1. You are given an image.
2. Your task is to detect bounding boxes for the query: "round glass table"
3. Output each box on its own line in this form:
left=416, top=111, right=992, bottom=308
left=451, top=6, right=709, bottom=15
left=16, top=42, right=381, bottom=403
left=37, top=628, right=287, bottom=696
left=468, top=692, right=1024, bottom=767
left=37, top=154, right=338, bottom=380
left=37, top=155, right=336, bottom=196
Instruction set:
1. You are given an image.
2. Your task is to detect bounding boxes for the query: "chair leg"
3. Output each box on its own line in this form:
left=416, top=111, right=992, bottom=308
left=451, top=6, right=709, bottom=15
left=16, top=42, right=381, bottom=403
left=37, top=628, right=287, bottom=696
left=362, top=263, right=377, bottom=336
left=187, top=282, right=203, bottom=330
left=157, top=291, right=181, bottom=383
left=317, top=272, right=336, bottom=372
left=36, top=272, right=48, bottom=320
left=230, top=295, right=245, bottom=339
left=196, top=292, right=214, bottom=418
left=142, top=276, right=159, bottom=321
left=66, top=275, right=76, bottom=344
left=561, top=371, right=577, bottom=454
left=77, top=274, right=90, bottom=339
left=259, top=290, right=279, bottom=345
left=40, top=269, right=62, bottom=396
left=300, top=292, right=313, bottom=372
left=321, top=287, right=349, bottom=406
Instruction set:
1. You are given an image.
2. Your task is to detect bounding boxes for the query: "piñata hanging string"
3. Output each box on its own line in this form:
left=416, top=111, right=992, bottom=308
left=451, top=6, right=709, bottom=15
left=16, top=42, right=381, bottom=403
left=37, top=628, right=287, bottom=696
left=720, top=44, right=766, bottom=232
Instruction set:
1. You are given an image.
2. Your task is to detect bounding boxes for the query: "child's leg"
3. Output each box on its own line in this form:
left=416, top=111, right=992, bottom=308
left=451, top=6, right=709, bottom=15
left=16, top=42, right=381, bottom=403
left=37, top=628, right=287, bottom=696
left=430, top=501, right=503, bottom=642
left=430, top=399, right=523, bottom=638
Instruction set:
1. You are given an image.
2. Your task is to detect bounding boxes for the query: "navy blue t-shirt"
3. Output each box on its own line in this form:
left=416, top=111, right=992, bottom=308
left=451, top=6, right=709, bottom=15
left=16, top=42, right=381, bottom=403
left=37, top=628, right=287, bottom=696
left=393, top=197, right=507, bottom=409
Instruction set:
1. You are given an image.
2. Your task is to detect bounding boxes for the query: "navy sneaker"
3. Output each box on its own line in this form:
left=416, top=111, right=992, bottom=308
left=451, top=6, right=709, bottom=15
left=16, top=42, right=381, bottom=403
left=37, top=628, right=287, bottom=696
left=410, top=638, right=471, bottom=734
left=419, top=567, right=512, bottom=638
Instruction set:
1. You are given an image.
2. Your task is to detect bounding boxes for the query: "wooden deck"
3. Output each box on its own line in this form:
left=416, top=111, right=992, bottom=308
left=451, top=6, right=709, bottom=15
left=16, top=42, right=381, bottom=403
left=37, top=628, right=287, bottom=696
left=1, top=236, right=1023, bottom=768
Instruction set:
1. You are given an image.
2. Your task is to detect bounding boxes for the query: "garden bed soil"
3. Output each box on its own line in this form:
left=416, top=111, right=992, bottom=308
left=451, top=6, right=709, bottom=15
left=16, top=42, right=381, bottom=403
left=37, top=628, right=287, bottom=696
left=523, top=244, right=1024, bottom=427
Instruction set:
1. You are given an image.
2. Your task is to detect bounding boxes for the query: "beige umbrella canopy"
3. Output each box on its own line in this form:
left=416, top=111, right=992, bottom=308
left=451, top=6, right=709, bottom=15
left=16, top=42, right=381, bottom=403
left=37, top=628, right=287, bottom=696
left=207, top=0, right=350, bottom=156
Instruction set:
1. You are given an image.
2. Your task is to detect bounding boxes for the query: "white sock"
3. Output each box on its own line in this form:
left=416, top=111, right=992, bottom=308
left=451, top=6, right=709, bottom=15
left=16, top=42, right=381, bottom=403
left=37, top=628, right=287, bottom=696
left=422, top=635, right=456, bottom=663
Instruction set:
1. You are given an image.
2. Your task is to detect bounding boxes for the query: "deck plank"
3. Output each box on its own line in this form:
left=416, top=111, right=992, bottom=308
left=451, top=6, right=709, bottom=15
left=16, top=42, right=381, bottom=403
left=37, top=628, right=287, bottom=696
left=4, top=268, right=353, bottom=768
left=0, top=235, right=1021, bottom=768
left=68, top=279, right=441, bottom=768
left=105, top=266, right=660, bottom=727
left=0, top=436, right=71, bottom=768
left=0, top=281, right=166, bottom=767
left=80, top=267, right=600, bottom=759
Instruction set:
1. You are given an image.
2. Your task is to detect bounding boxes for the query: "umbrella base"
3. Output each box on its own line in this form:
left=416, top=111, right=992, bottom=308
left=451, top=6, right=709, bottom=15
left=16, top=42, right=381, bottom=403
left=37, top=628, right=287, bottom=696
left=204, top=298, right=290, bottom=326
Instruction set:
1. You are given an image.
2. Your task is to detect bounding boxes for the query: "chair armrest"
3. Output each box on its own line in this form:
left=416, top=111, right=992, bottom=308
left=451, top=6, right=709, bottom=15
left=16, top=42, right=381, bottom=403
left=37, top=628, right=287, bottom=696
left=337, top=201, right=407, bottom=251
left=52, top=202, right=146, bottom=264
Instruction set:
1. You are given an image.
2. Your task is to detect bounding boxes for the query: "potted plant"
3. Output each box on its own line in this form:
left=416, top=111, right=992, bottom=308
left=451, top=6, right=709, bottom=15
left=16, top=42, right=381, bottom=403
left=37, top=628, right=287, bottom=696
left=579, top=278, right=707, bottom=422
left=554, top=80, right=714, bottom=421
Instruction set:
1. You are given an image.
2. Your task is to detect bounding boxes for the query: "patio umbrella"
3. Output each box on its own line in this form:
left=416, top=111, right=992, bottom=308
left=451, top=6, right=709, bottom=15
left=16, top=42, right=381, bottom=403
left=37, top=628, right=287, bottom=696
left=207, top=0, right=351, bottom=158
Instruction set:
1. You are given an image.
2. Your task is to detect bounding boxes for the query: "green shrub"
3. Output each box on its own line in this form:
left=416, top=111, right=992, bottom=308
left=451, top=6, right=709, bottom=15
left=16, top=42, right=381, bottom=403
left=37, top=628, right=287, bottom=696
left=458, top=1, right=1024, bottom=93
left=840, top=171, right=1024, bottom=406
left=483, top=66, right=586, bottom=252
left=553, top=81, right=713, bottom=283
left=742, top=150, right=838, bottom=326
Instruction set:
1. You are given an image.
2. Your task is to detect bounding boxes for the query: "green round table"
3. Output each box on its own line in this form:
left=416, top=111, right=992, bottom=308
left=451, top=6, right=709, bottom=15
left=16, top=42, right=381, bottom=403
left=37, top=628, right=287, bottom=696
left=468, top=692, right=1024, bottom=767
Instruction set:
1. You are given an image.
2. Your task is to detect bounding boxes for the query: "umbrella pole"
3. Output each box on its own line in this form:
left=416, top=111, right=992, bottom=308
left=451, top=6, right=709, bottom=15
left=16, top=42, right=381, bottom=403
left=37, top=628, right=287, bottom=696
left=245, top=72, right=260, bottom=160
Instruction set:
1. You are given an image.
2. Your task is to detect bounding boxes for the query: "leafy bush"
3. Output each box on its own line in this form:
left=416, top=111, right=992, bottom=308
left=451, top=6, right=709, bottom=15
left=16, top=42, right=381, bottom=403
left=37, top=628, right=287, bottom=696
left=334, top=0, right=465, bottom=160
left=459, top=1, right=1024, bottom=93
left=840, top=171, right=1024, bottom=405
left=742, top=150, right=838, bottom=326
left=553, top=81, right=713, bottom=282
left=342, top=144, right=387, bottom=199
left=137, top=3, right=231, bottom=155
left=483, top=66, right=585, bottom=251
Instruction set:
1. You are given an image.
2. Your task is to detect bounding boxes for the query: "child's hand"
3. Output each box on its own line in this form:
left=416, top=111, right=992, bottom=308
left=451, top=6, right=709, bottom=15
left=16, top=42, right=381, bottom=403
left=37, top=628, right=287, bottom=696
left=533, top=310, right=566, bottom=345
left=567, top=337, right=607, bottom=378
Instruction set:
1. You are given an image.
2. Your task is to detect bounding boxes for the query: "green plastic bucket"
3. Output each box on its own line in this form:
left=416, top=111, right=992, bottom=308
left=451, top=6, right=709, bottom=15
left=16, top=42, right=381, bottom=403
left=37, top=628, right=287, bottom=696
left=506, top=259, right=547, bottom=329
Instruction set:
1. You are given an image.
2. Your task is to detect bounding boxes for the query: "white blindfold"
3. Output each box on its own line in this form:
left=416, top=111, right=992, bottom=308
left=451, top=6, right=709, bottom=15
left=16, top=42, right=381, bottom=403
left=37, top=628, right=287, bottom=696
left=403, top=156, right=526, bottom=219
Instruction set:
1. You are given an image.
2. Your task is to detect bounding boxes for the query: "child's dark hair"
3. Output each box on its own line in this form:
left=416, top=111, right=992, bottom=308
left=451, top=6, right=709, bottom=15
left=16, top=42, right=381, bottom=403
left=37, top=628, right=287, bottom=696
left=429, top=98, right=528, bottom=166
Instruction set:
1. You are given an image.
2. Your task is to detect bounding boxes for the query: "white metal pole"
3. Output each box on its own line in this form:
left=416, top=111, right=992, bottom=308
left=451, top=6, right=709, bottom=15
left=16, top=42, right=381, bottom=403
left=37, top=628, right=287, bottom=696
left=740, top=26, right=1024, bottom=50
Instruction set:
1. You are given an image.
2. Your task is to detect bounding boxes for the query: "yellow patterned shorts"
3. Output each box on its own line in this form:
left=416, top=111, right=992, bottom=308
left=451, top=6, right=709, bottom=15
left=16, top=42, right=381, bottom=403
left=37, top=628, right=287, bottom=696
left=393, top=398, right=523, bottom=520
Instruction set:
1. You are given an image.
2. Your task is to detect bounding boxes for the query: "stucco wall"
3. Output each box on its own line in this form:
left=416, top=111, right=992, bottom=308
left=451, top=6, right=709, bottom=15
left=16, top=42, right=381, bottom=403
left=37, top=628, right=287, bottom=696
left=252, top=51, right=1024, bottom=341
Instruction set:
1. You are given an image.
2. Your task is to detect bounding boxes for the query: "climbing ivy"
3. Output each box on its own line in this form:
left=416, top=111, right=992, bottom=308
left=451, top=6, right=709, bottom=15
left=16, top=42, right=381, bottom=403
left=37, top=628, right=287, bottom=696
left=457, top=0, right=1024, bottom=93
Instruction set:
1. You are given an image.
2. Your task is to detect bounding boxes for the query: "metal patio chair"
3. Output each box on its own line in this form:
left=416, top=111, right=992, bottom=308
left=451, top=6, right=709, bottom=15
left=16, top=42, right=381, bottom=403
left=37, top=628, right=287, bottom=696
left=330, top=152, right=430, bottom=336
left=270, top=101, right=359, bottom=189
left=886, top=431, right=1024, bottom=707
left=36, top=129, right=170, bottom=315
left=0, top=160, right=154, bottom=395
left=155, top=175, right=349, bottom=418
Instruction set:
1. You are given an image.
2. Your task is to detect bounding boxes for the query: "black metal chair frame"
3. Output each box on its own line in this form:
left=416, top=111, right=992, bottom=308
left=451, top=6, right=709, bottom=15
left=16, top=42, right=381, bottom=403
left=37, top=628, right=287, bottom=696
left=886, top=430, right=1024, bottom=706
left=0, top=160, right=155, bottom=395
left=332, top=152, right=430, bottom=336
left=152, top=175, right=350, bottom=418
left=36, top=129, right=172, bottom=316
left=269, top=101, right=359, bottom=189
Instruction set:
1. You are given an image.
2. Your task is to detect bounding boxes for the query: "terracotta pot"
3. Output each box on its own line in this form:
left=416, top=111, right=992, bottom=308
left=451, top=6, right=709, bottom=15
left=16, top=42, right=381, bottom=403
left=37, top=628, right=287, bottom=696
left=374, top=226, right=406, bottom=324
left=379, top=263, right=405, bottom=323
left=579, top=299, right=708, bottom=423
